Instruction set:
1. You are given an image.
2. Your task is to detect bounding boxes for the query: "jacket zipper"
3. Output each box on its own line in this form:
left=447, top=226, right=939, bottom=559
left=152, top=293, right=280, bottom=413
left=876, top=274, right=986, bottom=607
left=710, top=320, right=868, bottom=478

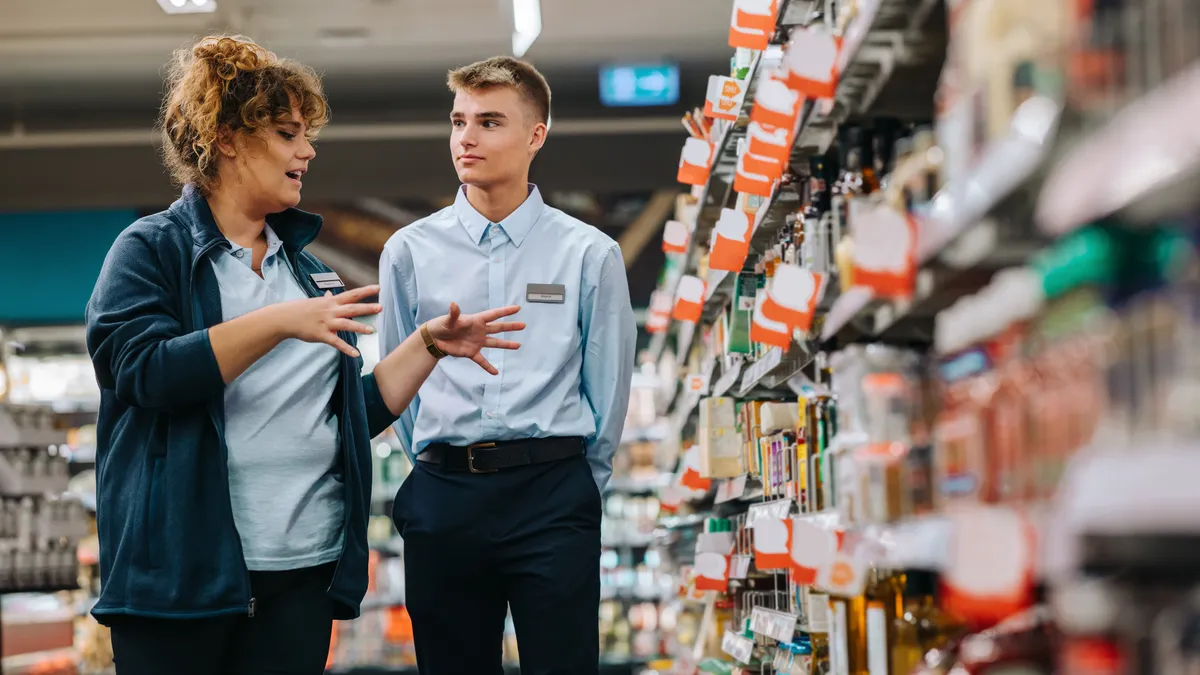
left=284, top=252, right=353, bottom=593
left=190, top=240, right=257, bottom=618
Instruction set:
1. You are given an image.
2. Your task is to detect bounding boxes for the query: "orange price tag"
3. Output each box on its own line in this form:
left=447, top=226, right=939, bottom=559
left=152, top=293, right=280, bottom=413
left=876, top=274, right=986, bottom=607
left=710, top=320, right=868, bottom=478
left=784, top=25, right=840, bottom=99
left=662, top=219, right=690, bottom=254
left=850, top=202, right=917, bottom=299
left=762, top=264, right=825, bottom=332
left=789, top=517, right=837, bottom=585
left=695, top=552, right=731, bottom=592
left=732, top=0, right=779, bottom=33
left=679, top=445, right=713, bottom=491
left=733, top=152, right=777, bottom=198
left=677, top=138, right=714, bottom=186
left=750, top=71, right=804, bottom=130
left=673, top=275, right=706, bottom=323
left=747, top=121, right=793, bottom=165
left=709, top=209, right=754, bottom=272
left=941, top=506, right=1037, bottom=627
left=750, top=293, right=792, bottom=349
left=753, top=515, right=793, bottom=570
left=705, top=75, right=748, bottom=122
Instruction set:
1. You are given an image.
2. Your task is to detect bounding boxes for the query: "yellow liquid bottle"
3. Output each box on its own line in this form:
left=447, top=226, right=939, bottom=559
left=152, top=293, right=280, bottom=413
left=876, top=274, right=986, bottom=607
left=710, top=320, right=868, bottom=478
left=865, top=570, right=906, bottom=674
left=829, top=593, right=868, bottom=675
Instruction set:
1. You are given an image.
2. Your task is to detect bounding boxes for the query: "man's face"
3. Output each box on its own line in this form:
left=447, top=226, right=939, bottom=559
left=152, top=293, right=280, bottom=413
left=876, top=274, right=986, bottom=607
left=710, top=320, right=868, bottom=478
left=450, top=86, right=546, bottom=187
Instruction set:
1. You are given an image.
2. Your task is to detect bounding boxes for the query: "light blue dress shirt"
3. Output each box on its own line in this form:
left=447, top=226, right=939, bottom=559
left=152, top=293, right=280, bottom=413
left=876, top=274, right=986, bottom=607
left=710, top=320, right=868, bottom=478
left=211, top=225, right=344, bottom=571
left=378, top=185, right=637, bottom=490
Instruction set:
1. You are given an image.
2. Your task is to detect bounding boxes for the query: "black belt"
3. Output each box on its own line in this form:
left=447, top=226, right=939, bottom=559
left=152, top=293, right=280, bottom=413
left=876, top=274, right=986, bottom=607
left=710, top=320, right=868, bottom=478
left=417, top=436, right=585, bottom=474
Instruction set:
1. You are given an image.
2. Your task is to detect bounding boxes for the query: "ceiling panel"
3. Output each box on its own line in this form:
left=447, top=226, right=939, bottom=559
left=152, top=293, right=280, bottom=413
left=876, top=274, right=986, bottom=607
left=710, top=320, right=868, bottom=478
left=0, top=0, right=734, bottom=86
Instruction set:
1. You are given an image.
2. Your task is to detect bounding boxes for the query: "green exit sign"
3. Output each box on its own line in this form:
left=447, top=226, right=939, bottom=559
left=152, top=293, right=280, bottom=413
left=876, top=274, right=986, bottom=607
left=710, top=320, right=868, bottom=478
left=599, top=64, right=681, bottom=107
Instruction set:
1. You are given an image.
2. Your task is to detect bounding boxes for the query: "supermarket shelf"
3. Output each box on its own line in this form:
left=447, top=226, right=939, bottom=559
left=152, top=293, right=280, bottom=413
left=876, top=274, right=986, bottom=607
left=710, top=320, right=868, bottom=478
left=606, top=474, right=672, bottom=495
left=620, top=424, right=668, bottom=445
left=358, top=593, right=404, bottom=612
left=793, top=0, right=945, bottom=156
left=601, top=586, right=670, bottom=602
left=701, top=180, right=806, bottom=324
left=329, top=660, right=648, bottom=674
left=819, top=100, right=1059, bottom=345
left=666, top=0, right=946, bottom=351
left=779, top=0, right=818, bottom=27
left=602, top=534, right=656, bottom=548
left=650, top=9, right=818, bottom=364
left=736, top=345, right=809, bottom=397
left=710, top=356, right=744, bottom=398
left=658, top=513, right=708, bottom=531
left=1038, top=59, right=1200, bottom=238
left=792, top=504, right=1050, bottom=573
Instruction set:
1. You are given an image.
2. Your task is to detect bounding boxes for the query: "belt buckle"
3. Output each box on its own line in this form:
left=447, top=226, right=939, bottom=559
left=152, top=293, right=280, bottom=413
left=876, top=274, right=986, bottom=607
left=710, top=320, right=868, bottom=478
left=467, top=442, right=498, bottom=474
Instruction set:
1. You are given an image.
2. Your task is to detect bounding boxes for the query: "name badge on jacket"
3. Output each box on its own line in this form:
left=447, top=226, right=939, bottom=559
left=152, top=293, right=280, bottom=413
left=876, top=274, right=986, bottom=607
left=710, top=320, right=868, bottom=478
left=526, top=283, right=565, bottom=304
left=310, top=272, right=345, bottom=290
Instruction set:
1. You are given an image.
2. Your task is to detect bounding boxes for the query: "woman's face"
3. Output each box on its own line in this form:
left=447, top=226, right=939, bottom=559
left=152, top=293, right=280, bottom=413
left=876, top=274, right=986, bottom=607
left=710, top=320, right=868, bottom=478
left=218, top=106, right=316, bottom=213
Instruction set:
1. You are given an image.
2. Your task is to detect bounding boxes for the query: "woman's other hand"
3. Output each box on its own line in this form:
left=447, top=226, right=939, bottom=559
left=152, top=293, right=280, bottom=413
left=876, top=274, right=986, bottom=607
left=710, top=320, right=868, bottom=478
left=425, top=303, right=524, bottom=374
left=274, top=284, right=381, bottom=357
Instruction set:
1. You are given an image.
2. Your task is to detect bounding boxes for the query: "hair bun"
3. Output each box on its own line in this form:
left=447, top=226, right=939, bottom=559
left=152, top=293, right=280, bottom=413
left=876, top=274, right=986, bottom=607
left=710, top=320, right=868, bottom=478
left=193, top=35, right=269, bottom=81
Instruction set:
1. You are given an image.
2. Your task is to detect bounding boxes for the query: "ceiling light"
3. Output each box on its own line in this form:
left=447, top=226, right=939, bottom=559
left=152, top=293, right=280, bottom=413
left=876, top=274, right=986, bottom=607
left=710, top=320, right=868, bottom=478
left=511, top=0, right=541, bottom=58
left=156, top=0, right=217, bottom=14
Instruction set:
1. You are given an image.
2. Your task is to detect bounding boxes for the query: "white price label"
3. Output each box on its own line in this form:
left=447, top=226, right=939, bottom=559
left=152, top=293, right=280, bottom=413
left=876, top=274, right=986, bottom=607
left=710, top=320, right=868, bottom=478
left=806, top=591, right=831, bottom=633
left=696, top=531, right=736, bottom=555
left=748, top=498, right=793, bottom=526
left=716, top=474, right=749, bottom=504
left=722, top=630, right=755, bottom=664
left=751, top=606, right=799, bottom=643
left=730, top=554, right=753, bottom=579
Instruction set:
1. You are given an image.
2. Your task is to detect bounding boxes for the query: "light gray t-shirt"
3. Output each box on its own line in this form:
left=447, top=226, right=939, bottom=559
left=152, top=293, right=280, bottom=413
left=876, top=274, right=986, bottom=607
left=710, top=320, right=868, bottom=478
left=211, top=225, right=343, bottom=571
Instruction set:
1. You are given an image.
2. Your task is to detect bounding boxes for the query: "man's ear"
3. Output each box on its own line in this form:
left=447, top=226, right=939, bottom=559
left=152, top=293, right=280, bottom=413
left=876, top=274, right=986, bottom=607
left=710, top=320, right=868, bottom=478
left=529, top=121, right=548, bottom=154
left=216, top=128, right=238, bottom=159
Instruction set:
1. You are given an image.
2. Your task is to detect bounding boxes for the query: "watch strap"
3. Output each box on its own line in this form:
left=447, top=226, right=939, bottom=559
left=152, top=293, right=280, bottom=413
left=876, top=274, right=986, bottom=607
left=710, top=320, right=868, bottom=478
left=420, top=322, right=448, bottom=359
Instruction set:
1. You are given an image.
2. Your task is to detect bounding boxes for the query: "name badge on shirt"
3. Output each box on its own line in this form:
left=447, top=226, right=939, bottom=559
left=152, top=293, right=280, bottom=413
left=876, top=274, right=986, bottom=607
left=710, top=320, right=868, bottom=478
left=526, top=283, right=566, bottom=304
left=310, top=272, right=345, bottom=290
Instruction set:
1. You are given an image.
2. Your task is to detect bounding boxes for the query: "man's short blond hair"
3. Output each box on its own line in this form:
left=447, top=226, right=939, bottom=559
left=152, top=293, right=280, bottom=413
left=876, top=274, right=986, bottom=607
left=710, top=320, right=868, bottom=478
left=447, top=56, right=552, bottom=125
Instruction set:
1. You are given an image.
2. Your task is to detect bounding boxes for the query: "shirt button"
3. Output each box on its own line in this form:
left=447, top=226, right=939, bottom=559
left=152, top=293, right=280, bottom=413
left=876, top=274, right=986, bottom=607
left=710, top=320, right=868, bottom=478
left=235, top=249, right=245, bottom=258
left=492, top=257, right=501, bottom=263
left=486, top=411, right=494, bottom=419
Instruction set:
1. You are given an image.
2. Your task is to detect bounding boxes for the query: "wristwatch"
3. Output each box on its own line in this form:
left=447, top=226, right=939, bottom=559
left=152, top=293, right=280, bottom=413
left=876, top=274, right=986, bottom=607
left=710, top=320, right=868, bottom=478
left=420, top=322, right=448, bottom=359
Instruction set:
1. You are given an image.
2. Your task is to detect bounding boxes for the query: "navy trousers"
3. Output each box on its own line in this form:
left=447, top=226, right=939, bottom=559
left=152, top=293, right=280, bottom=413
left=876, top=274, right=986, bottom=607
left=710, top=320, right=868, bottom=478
left=108, top=563, right=336, bottom=675
left=393, top=453, right=602, bottom=675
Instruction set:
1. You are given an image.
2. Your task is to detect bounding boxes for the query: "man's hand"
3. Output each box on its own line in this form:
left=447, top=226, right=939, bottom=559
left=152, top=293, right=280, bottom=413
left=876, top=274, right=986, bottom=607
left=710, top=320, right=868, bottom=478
left=426, top=303, right=525, bottom=374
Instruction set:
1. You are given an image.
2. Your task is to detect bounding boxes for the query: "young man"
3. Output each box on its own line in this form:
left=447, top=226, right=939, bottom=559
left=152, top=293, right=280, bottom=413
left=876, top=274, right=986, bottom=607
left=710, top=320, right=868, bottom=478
left=378, top=57, right=637, bottom=674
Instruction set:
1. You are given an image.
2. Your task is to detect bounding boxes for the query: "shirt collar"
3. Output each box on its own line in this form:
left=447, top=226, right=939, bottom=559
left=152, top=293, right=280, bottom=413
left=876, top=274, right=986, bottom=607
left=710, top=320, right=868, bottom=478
left=221, top=224, right=284, bottom=267
left=171, top=183, right=323, bottom=261
left=452, top=184, right=544, bottom=248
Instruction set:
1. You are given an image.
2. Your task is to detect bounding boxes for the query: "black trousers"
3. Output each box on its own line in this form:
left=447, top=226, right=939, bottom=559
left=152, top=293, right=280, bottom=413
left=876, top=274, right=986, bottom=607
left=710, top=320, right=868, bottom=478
left=393, top=453, right=602, bottom=675
left=108, top=563, right=336, bottom=675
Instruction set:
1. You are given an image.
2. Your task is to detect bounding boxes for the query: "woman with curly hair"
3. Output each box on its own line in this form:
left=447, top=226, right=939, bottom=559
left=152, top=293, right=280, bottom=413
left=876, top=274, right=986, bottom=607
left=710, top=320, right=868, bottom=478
left=85, top=35, right=523, bottom=674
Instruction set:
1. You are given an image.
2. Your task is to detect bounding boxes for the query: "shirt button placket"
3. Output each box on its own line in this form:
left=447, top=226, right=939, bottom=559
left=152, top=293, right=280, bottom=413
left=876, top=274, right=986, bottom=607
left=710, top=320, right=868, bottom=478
left=484, top=227, right=507, bottom=435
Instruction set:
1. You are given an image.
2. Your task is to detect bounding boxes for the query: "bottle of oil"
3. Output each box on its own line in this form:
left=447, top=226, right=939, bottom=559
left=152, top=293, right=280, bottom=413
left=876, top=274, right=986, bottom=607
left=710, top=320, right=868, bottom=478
left=865, top=569, right=906, bottom=674
left=891, top=571, right=965, bottom=675
left=828, top=590, right=868, bottom=675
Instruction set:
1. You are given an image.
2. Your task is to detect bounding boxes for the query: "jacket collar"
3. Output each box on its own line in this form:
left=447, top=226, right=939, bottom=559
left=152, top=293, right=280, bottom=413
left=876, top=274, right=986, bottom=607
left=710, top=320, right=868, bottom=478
left=170, top=183, right=324, bottom=260
left=452, top=184, right=543, bottom=248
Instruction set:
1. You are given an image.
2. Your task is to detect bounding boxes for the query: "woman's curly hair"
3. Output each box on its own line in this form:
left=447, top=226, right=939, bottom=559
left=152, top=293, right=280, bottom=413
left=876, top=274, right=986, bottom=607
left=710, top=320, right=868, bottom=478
left=159, top=35, right=329, bottom=193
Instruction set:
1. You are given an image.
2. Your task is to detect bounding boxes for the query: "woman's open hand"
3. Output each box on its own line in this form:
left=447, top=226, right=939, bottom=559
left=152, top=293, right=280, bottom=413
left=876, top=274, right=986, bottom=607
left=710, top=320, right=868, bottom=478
left=274, top=284, right=381, bottom=357
left=425, top=303, right=524, bottom=374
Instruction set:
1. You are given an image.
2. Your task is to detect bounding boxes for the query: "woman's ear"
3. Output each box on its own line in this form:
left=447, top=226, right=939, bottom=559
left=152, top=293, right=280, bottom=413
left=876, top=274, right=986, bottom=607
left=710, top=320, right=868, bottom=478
left=216, top=128, right=238, bottom=159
